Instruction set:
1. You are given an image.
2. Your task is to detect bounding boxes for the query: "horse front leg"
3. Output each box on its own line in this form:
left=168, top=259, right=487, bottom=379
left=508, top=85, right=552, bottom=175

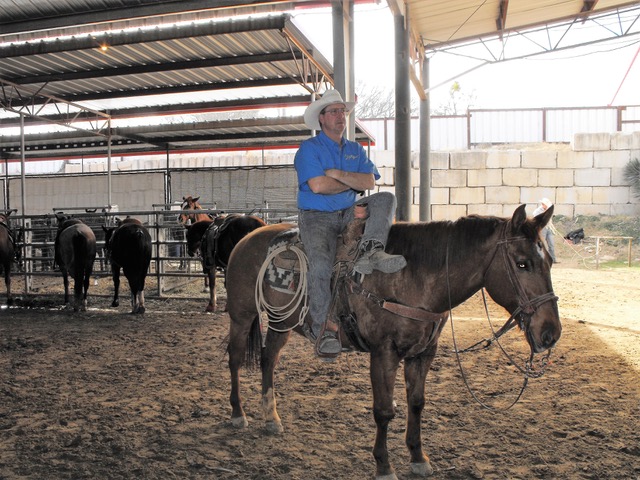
left=370, top=347, right=402, bottom=480
left=111, top=267, right=120, bottom=307
left=4, top=270, right=12, bottom=305
left=205, top=269, right=216, bottom=313
left=403, top=344, right=439, bottom=477
left=77, top=269, right=89, bottom=312
left=134, top=289, right=145, bottom=314
left=62, top=270, right=70, bottom=306
left=261, top=327, right=291, bottom=435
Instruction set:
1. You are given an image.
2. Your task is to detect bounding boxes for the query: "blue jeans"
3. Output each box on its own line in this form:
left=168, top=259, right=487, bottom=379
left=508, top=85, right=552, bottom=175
left=298, top=191, right=397, bottom=337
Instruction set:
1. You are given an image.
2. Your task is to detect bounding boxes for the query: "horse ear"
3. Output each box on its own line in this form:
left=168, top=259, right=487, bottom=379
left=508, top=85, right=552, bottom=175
left=510, top=204, right=528, bottom=233
left=183, top=196, right=187, bottom=201
left=193, top=196, right=200, bottom=202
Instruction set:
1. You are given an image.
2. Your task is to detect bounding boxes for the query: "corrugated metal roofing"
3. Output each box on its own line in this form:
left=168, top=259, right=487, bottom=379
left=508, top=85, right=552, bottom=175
left=2, top=0, right=639, bottom=162
left=0, top=2, right=372, bottom=161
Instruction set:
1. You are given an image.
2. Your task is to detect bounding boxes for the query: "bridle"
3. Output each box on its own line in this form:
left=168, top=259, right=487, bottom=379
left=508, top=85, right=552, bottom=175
left=448, top=229, right=559, bottom=410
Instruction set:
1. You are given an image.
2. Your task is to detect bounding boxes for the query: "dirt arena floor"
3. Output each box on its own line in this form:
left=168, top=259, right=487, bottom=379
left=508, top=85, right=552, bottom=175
left=1, top=260, right=639, bottom=479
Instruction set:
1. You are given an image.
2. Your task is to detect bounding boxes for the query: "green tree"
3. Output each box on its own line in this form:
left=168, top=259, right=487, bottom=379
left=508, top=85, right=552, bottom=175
left=624, top=158, right=640, bottom=200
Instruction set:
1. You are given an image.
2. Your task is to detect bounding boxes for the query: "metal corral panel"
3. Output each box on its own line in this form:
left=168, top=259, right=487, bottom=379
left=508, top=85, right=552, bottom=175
left=431, top=116, right=468, bottom=150
left=471, top=110, right=543, bottom=144
left=622, top=106, right=640, bottom=133
left=546, top=108, right=618, bottom=142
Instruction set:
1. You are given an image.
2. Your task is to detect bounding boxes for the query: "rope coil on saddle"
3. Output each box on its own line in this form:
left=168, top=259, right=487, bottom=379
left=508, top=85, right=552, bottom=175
left=255, top=243, right=309, bottom=337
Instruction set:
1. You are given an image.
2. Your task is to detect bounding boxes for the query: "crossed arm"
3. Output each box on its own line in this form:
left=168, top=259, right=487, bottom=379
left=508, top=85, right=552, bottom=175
left=307, top=168, right=375, bottom=194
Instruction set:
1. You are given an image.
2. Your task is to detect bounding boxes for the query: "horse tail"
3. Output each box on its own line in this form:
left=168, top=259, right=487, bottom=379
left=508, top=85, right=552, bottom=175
left=227, top=314, right=261, bottom=371
left=72, top=232, right=93, bottom=280
left=245, top=315, right=263, bottom=369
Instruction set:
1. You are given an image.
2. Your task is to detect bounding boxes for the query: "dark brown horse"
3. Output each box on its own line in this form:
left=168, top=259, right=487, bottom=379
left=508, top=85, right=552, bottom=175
left=185, top=213, right=266, bottom=312
left=102, top=217, right=152, bottom=314
left=0, top=211, right=18, bottom=305
left=54, top=213, right=97, bottom=312
left=224, top=205, right=562, bottom=479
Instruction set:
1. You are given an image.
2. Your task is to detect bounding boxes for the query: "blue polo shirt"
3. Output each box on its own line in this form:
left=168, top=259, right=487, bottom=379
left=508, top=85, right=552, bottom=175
left=294, top=131, right=380, bottom=212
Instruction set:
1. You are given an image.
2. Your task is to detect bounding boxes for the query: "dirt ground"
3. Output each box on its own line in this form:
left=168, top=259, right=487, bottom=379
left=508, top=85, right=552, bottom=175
left=1, top=254, right=639, bottom=479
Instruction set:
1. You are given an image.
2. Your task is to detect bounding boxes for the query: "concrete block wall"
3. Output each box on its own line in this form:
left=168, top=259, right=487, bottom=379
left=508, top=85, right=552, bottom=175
left=34, top=131, right=639, bottom=222
left=374, top=131, right=640, bottom=221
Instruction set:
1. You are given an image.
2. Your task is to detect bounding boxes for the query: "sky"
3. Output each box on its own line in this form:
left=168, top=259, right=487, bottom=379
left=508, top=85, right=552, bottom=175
left=291, top=3, right=640, bottom=110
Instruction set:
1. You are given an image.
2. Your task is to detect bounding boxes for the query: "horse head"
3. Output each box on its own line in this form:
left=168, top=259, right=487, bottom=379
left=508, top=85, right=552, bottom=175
left=178, top=195, right=216, bottom=226
left=483, top=204, right=561, bottom=354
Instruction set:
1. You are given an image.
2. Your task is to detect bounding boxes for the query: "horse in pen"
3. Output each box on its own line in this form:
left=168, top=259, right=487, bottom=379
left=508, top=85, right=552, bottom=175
left=224, top=204, right=562, bottom=480
left=102, top=217, right=152, bottom=314
left=54, top=213, right=97, bottom=312
left=185, top=213, right=266, bottom=312
left=0, top=211, right=21, bottom=305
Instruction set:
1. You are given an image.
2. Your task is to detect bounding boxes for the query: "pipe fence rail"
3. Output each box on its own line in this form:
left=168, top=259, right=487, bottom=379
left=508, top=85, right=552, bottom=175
left=7, top=207, right=298, bottom=300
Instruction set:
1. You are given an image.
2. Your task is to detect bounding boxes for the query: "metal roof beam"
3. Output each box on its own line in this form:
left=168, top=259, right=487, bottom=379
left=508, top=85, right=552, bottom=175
left=2, top=15, right=293, bottom=58
left=0, top=77, right=111, bottom=136
left=0, top=95, right=311, bottom=128
left=0, top=1, right=306, bottom=37
left=9, top=51, right=303, bottom=86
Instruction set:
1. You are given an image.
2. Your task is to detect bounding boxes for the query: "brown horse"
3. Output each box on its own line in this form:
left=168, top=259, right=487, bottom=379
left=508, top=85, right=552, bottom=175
left=54, top=213, right=97, bottom=312
left=0, top=211, right=18, bottom=305
left=185, top=213, right=266, bottom=312
left=224, top=205, right=562, bottom=479
left=177, top=195, right=215, bottom=225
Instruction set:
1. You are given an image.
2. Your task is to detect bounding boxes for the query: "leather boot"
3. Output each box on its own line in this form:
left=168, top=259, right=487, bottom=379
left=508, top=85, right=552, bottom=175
left=354, top=242, right=406, bottom=275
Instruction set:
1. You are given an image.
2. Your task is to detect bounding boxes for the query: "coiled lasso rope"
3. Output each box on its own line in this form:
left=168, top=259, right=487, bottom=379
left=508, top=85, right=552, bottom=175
left=254, top=243, right=309, bottom=334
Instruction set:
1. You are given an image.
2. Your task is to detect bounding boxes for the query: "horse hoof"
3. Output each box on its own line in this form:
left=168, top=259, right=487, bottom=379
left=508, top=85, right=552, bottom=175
left=205, top=304, right=215, bottom=313
left=265, top=420, right=284, bottom=435
left=375, top=473, right=398, bottom=480
left=7, top=298, right=13, bottom=306
left=410, top=461, right=433, bottom=477
left=231, top=416, right=248, bottom=429
left=112, top=301, right=119, bottom=307
left=136, top=306, right=145, bottom=314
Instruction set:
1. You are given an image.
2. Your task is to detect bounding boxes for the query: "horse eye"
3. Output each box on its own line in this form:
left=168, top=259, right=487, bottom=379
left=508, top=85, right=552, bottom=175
left=516, top=261, right=527, bottom=270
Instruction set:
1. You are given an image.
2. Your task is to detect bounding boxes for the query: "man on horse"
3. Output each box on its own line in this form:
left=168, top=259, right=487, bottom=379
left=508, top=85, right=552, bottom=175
left=294, top=89, right=406, bottom=359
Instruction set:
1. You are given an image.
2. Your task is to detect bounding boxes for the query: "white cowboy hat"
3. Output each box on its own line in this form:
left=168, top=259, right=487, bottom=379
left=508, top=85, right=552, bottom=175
left=540, top=197, right=553, bottom=208
left=303, top=90, right=356, bottom=130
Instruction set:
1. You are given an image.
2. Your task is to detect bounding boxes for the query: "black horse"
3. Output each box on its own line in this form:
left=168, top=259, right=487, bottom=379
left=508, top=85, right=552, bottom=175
left=184, top=213, right=266, bottom=312
left=224, top=205, right=562, bottom=479
left=102, top=218, right=152, bottom=314
left=0, top=211, right=19, bottom=305
left=54, top=213, right=97, bottom=312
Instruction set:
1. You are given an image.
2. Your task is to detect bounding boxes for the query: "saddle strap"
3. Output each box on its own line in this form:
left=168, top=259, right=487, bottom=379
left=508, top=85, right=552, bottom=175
left=347, top=278, right=445, bottom=324
left=381, top=300, right=446, bottom=323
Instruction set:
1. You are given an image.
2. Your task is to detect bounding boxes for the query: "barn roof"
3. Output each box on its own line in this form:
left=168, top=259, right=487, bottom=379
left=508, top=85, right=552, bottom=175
left=2, top=0, right=639, bottom=162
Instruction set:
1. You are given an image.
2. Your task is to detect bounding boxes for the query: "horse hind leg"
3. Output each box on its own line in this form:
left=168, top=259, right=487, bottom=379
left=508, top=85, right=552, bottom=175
left=261, top=327, right=291, bottom=435
left=228, top=313, right=262, bottom=429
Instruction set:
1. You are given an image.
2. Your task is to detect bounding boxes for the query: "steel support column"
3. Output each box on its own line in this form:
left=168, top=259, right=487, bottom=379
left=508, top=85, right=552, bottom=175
left=394, top=10, right=411, bottom=221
